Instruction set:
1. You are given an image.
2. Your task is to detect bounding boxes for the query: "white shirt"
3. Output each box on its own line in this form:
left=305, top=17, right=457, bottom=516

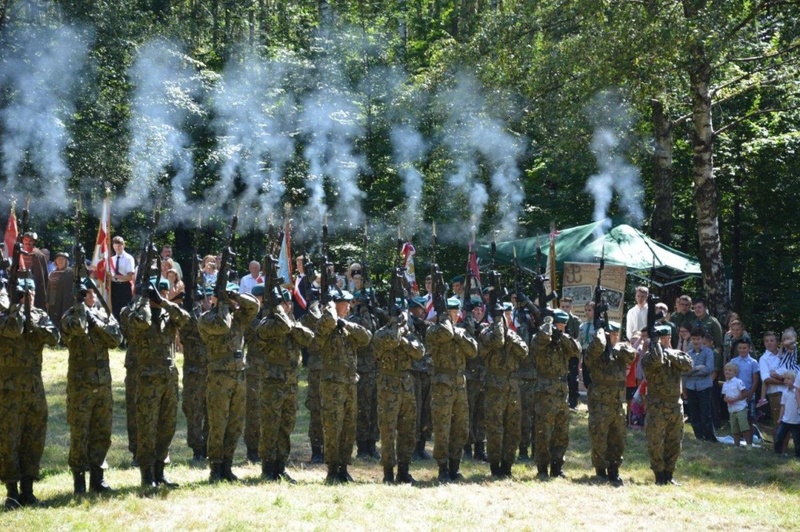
left=759, top=350, right=786, bottom=396
left=625, top=304, right=648, bottom=341
left=722, top=377, right=747, bottom=413
left=781, top=387, right=800, bottom=424
left=111, top=251, right=136, bottom=278
left=238, top=273, right=261, bottom=295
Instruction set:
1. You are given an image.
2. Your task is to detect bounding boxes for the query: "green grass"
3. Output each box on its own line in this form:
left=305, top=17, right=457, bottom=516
left=2, top=347, right=799, bottom=530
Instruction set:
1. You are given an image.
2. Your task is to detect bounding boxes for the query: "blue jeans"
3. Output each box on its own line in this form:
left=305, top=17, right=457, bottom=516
left=774, top=422, right=800, bottom=457
left=686, top=387, right=716, bottom=442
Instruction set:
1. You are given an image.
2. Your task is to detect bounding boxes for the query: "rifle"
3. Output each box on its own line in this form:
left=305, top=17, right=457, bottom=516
left=429, top=222, right=446, bottom=316
left=486, top=234, right=504, bottom=320
left=319, top=216, right=338, bottom=304
left=263, top=220, right=282, bottom=307
left=183, top=214, right=202, bottom=314
left=215, top=208, right=239, bottom=304
left=134, top=205, right=160, bottom=298
left=462, top=243, right=475, bottom=317
left=72, top=198, right=112, bottom=316
left=593, top=243, right=612, bottom=360
left=388, top=230, right=405, bottom=318
left=531, top=240, right=556, bottom=325
left=361, top=222, right=378, bottom=312
left=9, top=198, right=32, bottom=332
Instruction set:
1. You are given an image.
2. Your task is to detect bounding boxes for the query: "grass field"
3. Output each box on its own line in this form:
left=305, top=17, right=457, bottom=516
left=1, top=346, right=798, bottom=530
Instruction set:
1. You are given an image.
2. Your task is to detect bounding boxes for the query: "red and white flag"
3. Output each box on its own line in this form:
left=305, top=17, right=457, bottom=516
left=401, top=241, right=418, bottom=295
left=3, top=206, right=17, bottom=263
left=91, top=194, right=111, bottom=283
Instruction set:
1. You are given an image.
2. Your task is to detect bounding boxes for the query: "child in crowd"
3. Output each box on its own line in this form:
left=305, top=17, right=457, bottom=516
left=774, top=371, right=800, bottom=458
left=722, top=363, right=750, bottom=447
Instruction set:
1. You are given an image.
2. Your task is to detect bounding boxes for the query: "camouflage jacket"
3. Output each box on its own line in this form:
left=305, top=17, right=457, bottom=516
left=479, top=318, right=529, bottom=386
left=61, top=302, right=122, bottom=386
left=301, top=301, right=324, bottom=371
left=408, top=314, right=432, bottom=374
left=180, top=313, right=208, bottom=371
left=348, top=305, right=379, bottom=374
left=531, top=321, right=580, bottom=391
left=245, top=308, right=266, bottom=368
left=425, top=317, right=478, bottom=387
left=642, top=342, right=693, bottom=402
left=0, top=304, right=59, bottom=389
left=255, top=305, right=314, bottom=385
left=121, top=296, right=190, bottom=377
left=584, top=329, right=636, bottom=403
left=464, top=319, right=486, bottom=382
left=316, top=302, right=372, bottom=384
left=198, top=293, right=259, bottom=372
left=373, top=317, right=425, bottom=378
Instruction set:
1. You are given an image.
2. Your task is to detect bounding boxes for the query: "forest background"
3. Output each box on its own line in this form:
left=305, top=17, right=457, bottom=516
left=1, top=0, right=799, bottom=339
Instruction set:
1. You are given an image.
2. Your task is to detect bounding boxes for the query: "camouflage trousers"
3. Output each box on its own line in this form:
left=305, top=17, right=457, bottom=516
left=587, top=395, right=626, bottom=470
left=413, top=371, right=432, bottom=442
left=67, top=381, right=112, bottom=471
left=244, top=362, right=263, bottom=452
left=0, top=377, right=47, bottom=482
left=259, top=379, right=298, bottom=464
left=645, top=396, right=684, bottom=473
left=182, top=366, right=208, bottom=455
left=206, top=370, right=246, bottom=464
left=519, top=379, right=537, bottom=454
left=321, top=380, right=356, bottom=466
left=125, top=366, right=137, bottom=455
left=485, top=379, right=522, bottom=465
left=305, top=370, right=323, bottom=449
left=136, top=370, right=179, bottom=468
left=377, top=374, right=417, bottom=468
left=357, top=369, right=379, bottom=442
left=466, top=378, right=486, bottom=444
left=534, top=387, right=570, bottom=469
left=431, top=380, right=469, bottom=464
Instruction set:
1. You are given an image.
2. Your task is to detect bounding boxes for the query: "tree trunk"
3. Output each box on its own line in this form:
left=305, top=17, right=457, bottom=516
left=689, top=42, right=729, bottom=318
left=650, top=98, right=673, bottom=244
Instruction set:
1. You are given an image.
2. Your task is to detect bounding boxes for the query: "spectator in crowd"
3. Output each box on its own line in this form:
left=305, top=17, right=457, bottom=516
left=110, top=236, right=135, bottom=321
left=201, top=255, right=218, bottom=286
left=684, top=327, right=717, bottom=443
left=670, top=295, right=693, bottom=332
left=21, top=232, right=49, bottom=310
left=238, top=261, right=262, bottom=295
left=723, top=319, right=751, bottom=365
left=161, top=245, right=183, bottom=279
left=722, top=363, right=752, bottom=447
left=677, top=322, right=692, bottom=352
left=166, top=269, right=184, bottom=303
left=42, top=248, right=55, bottom=275
left=729, top=339, right=761, bottom=422
left=47, top=251, right=74, bottom=329
left=625, top=286, right=649, bottom=342
left=759, top=331, right=788, bottom=438
left=774, top=371, right=800, bottom=458
left=777, top=327, right=800, bottom=375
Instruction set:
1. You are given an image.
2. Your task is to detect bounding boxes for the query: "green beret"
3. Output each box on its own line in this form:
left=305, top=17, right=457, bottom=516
left=451, top=275, right=465, bottom=285
left=552, top=309, right=570, bottom=324
left=226, top=282, right=240, bottom=294
left=446, top=297, right=461, bottom=310
left=150, top=277, right=169, bottom=291
left=408, top=296, right=426, bottom=309
left=655, top=325, right=672, bottom=337
left=607, top=321, right=621, bottom=332
left=251, top=284, right=266, bottom=297
left=470, top=296, right=482, bottom=307
left=271, top=287, right=292, bottom=304
left=353, top=288, right=374, bottom=300
left=503, top=302, right=513, bottom=311
left=332, top=290, right=353, bottom=303
left=17, top=278, right=35, bottom=291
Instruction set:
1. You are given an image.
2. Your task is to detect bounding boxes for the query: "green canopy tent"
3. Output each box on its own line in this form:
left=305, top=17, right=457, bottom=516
left=477, top=220, right=702, bottom=287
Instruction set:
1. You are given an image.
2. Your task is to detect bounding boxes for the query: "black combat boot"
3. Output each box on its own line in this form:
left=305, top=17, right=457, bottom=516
left=396, top=464, right=415, bottom=484
left=192, top=449, right=206, bottom=463
left=220, top=460, right=239, bottom=482
left=490, top=461, right=502, bottom=477
left=500, top=461, right=513, bottom=478
left=474, top=442, right=488, bottom=462
left=437, top=463, right=450, bottom=483
left=518, top=445, right=529, bottom=462
left=325, top=464, right=340, bottom=485
left=595, top=468, right=608, bottom=479
left=549, top=462, right=566, bottom=479
left=261, top=461, right=276, bottom=481
left=19, top=477, right=41, bottom=507
left=654, top=470, right=665, bottom=485
left=463, top=444, right=473, bottom=459
left=4, top=482, right=20, bottom=510
left=310, top=446, right=324, bottom=464
left=607, top=465, right=623, bottom=486
left=356, top=440, right=369, bottom=459
left=383, top=466, right=395, bottom=484
left=154, top=461, right=179, bottom=488
left=246, top=448, right=261, bottom=463
left=664, top=471, right=679, bottom=486
left=140, top=466, right=157, bottom=489
left=72, top=470, right=86, bottom=495
left=276, top=461, right=296, bottom=484
left=414, top=440, right=430, bottom=460
left=448, top=459, right=464, bottom=482
left=338, top=464, right=354, bottom=483
left=89, top=465, right=113, bottom=493
left=367, top=440, right=381, bottom=459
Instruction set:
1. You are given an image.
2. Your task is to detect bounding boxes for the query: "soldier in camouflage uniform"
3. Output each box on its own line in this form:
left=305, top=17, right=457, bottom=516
left=243, top=284, right=266, bottom=462
left=120, top=306, right=139, bottom=466
left=181, top=288, right=211, bottom=462
left=583, top=321, right=636, bottom=485
left=408, top=297, right=432, bottom=460
left=532, top=310, right=581, bottom=478
left=121, top=280, right=189, bottom=489
left=255, top=287, right=314, bottom=482
left=512, top=300, right=537, bottom=463
left=642, top=325, right=693, bottom=486
left=426, top=299, right=478, bottom=482
left=301, top=287, right=325, bottom=463
left=480, top=302, right=529, bottom=478
left=198, top=283, right=259, bottom=483
left=61, top=285, right=122, bottom=494
left=351, top=290, right=381, bottom=459
left=317, top=291, right=372, bottom=483
left=373, top=306, right=425, bottom=484
left=465, top=300, right=488, bottom=461
left=0, top=279, right=59, bottom=509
